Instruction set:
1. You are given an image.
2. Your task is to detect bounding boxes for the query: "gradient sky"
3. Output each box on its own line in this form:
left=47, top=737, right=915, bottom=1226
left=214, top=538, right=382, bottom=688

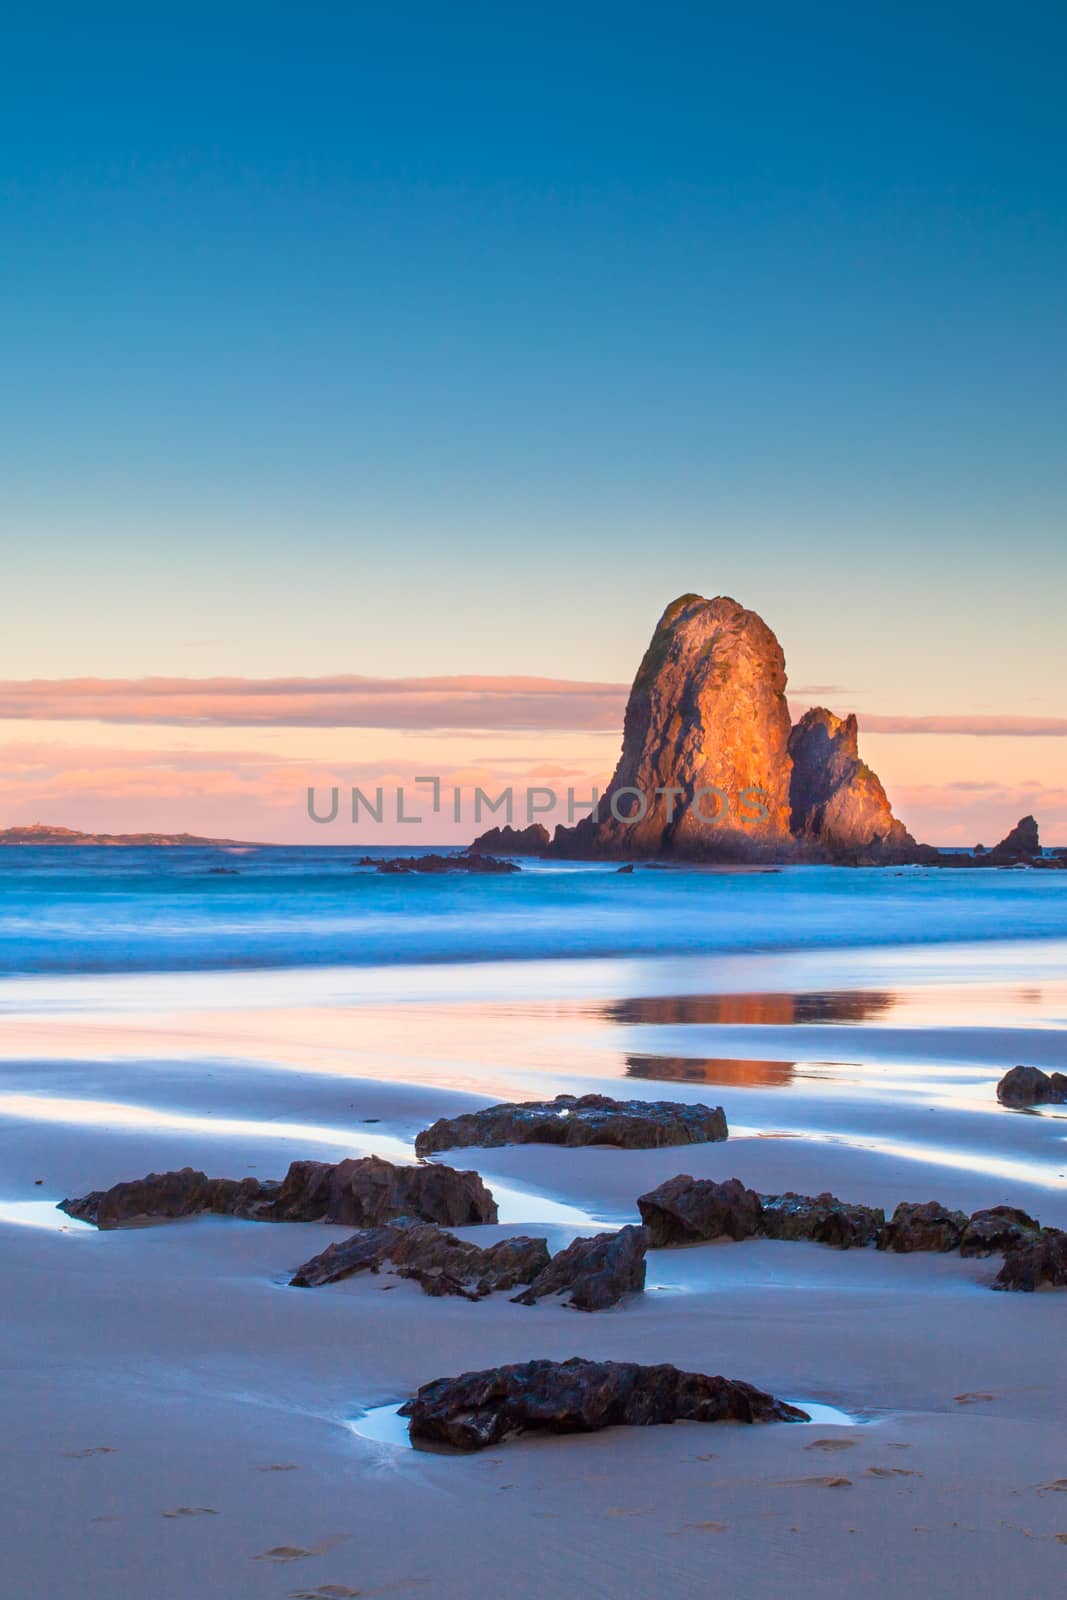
left=1, top=3, right=1065, bottom=841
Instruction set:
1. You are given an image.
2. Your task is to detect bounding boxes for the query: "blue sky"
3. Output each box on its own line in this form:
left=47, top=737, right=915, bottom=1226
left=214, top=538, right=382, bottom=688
left=0, top=3, right=1065, bottom=839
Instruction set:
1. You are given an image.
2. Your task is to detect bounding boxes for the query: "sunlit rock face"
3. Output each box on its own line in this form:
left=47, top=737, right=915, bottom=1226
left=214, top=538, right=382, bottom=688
left=553, top=594, right=795, bottom=862
left=787, top=707, right=921, bottom=863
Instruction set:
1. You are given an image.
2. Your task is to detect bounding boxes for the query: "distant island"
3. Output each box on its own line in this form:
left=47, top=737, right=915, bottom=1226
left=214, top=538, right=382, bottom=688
left=0, top=823, right=264, bottom=848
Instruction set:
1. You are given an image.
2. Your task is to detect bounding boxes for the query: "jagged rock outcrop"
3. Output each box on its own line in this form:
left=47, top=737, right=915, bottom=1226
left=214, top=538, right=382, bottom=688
left=990, top=815, right=1040, bottom=861
left=415, top=1094, right=727, bottom=1156
left=468, top=824, right=550, bottom=856
left=398, top=1358, right=808, bottom=1450
left=637, top=1175, right=763, bottom=1246
left=551, top=595, right=796, bottom=862
left=60, top=1155, right=497, bottom=1230
left=758, top=1191, right=884, bottom=1249
left=512, top=1225, right=648, bottom=1311
left=997, top=1065, right=1067, bottom=1108
left=59, top=1168, right=269, bottom=1229
left=876, top=1201, right=968, bottom=1253
left=936, top=817, right=1053, bottom=869
left=290, top=1221, right=549, bottom=1297
left=788, top=708, right=924, bottom=863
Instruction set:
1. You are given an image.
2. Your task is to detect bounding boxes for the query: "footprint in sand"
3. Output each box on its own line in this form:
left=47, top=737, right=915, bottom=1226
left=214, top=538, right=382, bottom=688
left=66, top=1447, right=118, bottom=1458
left=288, top=1589, right=362, bottom=1599
left=778, top=1476, right=852, bottom=1488
left=255, top=1537, right=350, bottom=1564
left=864, top=1467, right=923, bottom=1479
left=805, top=1439, right=856, bottom=1455
left=162, top=1507, right=218, bottom=1518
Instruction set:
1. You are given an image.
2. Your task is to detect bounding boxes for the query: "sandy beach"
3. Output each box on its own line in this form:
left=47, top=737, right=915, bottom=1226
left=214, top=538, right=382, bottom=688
left=4, top=865, right=1067, bottom=1599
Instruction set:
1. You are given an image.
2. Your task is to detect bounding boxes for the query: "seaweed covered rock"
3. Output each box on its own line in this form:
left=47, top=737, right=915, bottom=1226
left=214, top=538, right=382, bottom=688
left=416, top=1094, right=727, bottom=1156
left=61, top=1155, right=497, bottom=1230
left=758, top=1191, right=884, bottom=1249
left=398, top=1357, right=809, bottom=1451
left=512, top=1226, right=648, bottom=1312
left=992, top=1229, right=1067, bottom=1291
left=958, top=1206, right=1042, bottom=1259
left=636, top=1175, right=762, bottom=1246
left=877, top=1201, right=968, bottom=1253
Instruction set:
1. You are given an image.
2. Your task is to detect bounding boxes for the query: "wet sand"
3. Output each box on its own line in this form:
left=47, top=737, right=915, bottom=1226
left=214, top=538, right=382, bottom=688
left=4, top=941, right=1067, bottom=1597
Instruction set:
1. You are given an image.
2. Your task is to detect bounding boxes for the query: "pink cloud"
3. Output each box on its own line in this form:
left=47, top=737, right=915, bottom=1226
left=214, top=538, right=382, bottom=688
left=850, top=713, right=1067, bottom=737
left=2, top=677, right=1064, bottom=738
left=0, top=675, right=629, bottom=731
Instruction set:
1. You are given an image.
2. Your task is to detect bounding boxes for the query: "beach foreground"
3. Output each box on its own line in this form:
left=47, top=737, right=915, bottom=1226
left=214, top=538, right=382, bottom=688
left=3, top=861, right=1067, bottom=1597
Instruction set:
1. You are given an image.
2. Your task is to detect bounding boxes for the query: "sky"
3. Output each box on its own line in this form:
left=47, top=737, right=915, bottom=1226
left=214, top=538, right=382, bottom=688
left=1, top=2, right=1065, bottom=842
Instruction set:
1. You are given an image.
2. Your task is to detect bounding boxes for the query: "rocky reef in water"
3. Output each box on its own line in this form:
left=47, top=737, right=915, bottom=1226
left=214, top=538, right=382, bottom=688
left=472, top=593, right=933, bottom=864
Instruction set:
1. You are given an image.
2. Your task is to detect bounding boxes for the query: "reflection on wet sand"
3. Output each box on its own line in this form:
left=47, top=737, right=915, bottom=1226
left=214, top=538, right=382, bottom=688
left=605, top=991, right=897, bottom=1027
left=626, top=1054, right=798, bottom=1088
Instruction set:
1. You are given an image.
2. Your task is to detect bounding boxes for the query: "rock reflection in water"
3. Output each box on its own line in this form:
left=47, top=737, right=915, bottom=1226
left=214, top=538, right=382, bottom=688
left=605, top=990, right=896, bottom=1027
left=626, top=1055, right=797, bottom=1088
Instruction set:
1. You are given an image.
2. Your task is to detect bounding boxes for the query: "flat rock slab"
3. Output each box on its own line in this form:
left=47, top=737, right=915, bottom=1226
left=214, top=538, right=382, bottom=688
left=398, top=1357, right=808, bottom=1450
left=61, top=1155, right=497, bottom=1230
left=415, top=1093, right=727, bottom=1156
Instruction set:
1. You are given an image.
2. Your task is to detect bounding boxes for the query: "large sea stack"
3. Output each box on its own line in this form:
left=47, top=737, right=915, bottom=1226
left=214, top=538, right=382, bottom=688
left=553, top=595, right=795, bottom=862
left=482, top=592, right=924, bottom=864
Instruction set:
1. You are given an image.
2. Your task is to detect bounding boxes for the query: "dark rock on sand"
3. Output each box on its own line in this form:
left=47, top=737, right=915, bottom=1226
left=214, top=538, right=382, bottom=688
left=290, top=1222, right=549, bottom=1298
left=265, top=1157, right=498, bottom=1227
left=996, top=1064, right=1067, bottom=1108
left=877, top=1200, right=969, bottom=1253
left=512, top=1226, right=648, bottom=1311
left=993, top=1229, right=1067, bottom=1291
left=398, top=1357, right=809, bottom=1450
left=758, top=1191, right=884, bottom=1249
left=637, top=1175, right=762, bottom=1246
left=415, top=1094, right=728, bottom=1156
left=61, top=1155, right=497, bottom=1230
left=59, top=1168, right=272, bottom=1229
left=959, top=1206, right=1042, bottom=1259
left=468, top=823, right=550, bottom=856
